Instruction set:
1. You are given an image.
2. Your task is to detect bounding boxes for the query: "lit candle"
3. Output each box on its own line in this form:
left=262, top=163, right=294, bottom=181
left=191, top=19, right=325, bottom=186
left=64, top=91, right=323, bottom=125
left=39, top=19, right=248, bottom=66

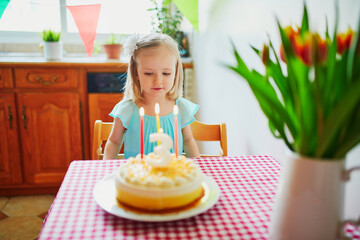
left=155, top=103, right=161, bottom=145
left=173, top=105, right=179, bottom=158
left=155, top=103, right=160, bottom=132
left=139, top=107, right=144, bottom=159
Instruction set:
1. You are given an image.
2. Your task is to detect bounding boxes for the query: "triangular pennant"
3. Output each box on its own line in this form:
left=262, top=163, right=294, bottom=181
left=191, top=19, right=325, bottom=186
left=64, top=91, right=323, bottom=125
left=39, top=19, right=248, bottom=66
left=67, top=4, right=101, bottom=57
left=173, top=0, right=198, bottom=32
left=0, top=0, right=10, bottom=19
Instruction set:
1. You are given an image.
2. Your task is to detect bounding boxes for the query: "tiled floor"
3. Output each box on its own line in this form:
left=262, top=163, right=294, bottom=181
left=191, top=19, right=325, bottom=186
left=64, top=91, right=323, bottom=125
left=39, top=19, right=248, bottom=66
left=0, top=195, right=55, bottom=240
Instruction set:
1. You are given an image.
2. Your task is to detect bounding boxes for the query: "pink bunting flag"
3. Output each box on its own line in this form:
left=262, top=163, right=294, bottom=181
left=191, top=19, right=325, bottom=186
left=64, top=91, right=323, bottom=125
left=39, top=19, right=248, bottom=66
left=67, top=4, right=101, bottom=57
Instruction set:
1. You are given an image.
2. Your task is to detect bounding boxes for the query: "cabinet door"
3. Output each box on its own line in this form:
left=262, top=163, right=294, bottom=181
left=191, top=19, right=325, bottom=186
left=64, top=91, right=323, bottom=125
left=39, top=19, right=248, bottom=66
left=0, top=94, right=22, bottom=185
left=88, top=93, right=123, bottom=141
left=17, top=92, right=82, bottom=185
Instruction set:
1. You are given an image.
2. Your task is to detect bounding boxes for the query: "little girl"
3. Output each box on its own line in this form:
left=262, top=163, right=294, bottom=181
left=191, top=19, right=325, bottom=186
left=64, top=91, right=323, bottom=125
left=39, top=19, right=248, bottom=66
left=103, top=33, right=200, bottom=159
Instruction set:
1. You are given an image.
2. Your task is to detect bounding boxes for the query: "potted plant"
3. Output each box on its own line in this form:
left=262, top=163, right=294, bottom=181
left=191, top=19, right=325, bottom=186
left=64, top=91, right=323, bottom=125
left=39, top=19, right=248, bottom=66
left=103, top=33, right=126, bottom=60
left=227, top=3, right=360, bottom=239
left=148, top=0, right=189, bottom=56
left=42, top=29, right=62, bottom=60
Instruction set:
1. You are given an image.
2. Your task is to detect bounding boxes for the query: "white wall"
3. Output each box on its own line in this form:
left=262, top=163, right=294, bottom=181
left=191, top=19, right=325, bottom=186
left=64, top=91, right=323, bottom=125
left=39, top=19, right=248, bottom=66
left=192, top=0, right=360, bottom=220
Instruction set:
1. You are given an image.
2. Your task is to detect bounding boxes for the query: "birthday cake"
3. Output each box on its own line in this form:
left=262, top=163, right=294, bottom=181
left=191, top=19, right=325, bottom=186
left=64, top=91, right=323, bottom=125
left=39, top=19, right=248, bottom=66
left=114, top=132, right=204, bottom=211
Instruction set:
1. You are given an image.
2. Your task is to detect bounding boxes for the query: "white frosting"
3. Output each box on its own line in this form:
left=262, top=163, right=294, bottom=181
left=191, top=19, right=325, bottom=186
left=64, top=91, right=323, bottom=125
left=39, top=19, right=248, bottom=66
left=114, top=153, right=203, bottom=197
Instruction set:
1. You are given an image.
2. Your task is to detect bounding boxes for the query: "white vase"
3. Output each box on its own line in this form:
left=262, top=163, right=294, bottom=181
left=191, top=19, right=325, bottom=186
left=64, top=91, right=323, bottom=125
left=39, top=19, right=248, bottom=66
left=270, top=152, right=360, bottom=240
left=43, top=41, right=63, bottom=60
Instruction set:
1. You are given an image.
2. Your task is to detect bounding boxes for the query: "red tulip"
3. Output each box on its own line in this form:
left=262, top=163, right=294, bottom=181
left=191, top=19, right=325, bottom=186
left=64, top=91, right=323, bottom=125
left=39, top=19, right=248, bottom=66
left=337, top=29, right=355, bottom=54
left=261, top=44, right=269, bottom=65
left=314, top=34, right=328, bottom=64
left=280, top=44, right=286, bottom=63
left=295, top=32, right=314, bottom=66
left=280, top=26, right=300, bottom=63
left=280, top=25, right=328, bottom=66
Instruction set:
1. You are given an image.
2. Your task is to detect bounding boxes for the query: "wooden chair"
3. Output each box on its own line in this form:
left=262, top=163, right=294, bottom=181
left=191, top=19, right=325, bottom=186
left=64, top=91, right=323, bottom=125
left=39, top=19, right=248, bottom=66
left=190, top=120, right=227, bottom=157
left=92, top=120, right=227, bottom=160
left=92, top=120, right=124, bottom=160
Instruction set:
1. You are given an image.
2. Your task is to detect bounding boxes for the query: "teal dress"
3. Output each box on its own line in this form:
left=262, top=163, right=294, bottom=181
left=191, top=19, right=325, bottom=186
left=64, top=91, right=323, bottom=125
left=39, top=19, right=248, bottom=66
left=109, top=97, right=199, bottom=159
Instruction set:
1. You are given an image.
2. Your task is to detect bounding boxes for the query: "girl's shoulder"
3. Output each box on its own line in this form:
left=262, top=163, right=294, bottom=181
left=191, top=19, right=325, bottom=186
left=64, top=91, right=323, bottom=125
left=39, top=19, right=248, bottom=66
left=118, top=98, right=135, bottom=107
left=176, top=97, right=199, bottom=113
left=109, top=98, right=137, bottom=128
left=176, top=97, right=199, bottom=128
left=112, top=98, right=136, bottom=113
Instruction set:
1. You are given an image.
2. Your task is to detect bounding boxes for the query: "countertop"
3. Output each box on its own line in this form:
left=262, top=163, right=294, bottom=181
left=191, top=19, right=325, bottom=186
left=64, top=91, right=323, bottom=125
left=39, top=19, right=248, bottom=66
left=0, top=53, right=193, bottom=68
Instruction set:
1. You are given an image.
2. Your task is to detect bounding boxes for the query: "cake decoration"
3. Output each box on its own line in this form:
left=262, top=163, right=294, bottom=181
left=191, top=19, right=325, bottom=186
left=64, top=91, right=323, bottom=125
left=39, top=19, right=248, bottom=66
left=146, top=130, right=173, bottom=168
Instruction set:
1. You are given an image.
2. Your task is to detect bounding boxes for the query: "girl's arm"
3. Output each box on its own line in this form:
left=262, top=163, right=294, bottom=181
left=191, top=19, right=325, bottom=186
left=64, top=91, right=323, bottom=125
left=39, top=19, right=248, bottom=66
left=103, top=118, right=126, bottom=160
left=182, top=125, right=200, bottom=158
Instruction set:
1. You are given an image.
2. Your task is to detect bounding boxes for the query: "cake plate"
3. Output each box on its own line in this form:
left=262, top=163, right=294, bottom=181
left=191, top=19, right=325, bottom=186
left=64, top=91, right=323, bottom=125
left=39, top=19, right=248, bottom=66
left=93, top=173, right=220, bottom=222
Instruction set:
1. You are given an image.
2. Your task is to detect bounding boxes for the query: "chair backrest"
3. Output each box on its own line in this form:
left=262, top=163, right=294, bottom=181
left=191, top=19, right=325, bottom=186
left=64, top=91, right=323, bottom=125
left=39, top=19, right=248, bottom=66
left=92, top=120, right=124, bottom=160
left=92, top=120, right=227, bottom=160
left=190, top=120, right=227, bottom=157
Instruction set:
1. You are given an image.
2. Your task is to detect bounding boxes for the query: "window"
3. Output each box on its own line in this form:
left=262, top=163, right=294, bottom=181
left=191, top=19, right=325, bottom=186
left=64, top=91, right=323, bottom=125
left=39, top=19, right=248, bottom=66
left=0, top=0, right=61, bottom=32
left=0, top=0, right=154, bottom=44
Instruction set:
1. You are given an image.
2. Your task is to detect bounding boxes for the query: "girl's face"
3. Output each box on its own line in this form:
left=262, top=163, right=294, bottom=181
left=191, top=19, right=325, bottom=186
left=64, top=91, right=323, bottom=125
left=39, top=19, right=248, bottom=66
left=136, top=45, right=177, bottom=100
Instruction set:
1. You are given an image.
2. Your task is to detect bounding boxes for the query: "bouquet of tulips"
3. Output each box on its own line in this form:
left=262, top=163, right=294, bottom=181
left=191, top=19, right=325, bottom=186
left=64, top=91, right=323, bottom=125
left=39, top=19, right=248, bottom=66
left=228, top=4, right=360, bottom=159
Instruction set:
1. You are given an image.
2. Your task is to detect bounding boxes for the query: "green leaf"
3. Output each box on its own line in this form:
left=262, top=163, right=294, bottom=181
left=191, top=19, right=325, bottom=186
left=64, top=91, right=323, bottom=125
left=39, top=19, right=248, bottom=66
left=325, top=17, right=331, bottom=39
left=269, top=120, right=281, bottom=138
left=334, top=100, right=360, bottom=157
left=268, top=40, right=296, bottom=113
left=316, top=80, right=360, bottom=157
left=323, top=0, right=339, bottom=119
left=247, top=69, right=298, bottom=139
left=333, top=52, right=349, bottom=102
left=300, top=3, right=309, bottom=36
left=277, top=19, right=294, bottom=59
left=42, top=29, right=61, bottom=42
left=230, top=41, right=252, bottom=78
left=277, top=21, right=302, bottom=119
left=251, top=45, right=260, bottom=55
left=226, top=44, right=296, bottom=146
left=347, top=14, right=360, bottom=84
left=237, top=68, right=295, bottom=150
left=334, top=128, right=360, bottom=158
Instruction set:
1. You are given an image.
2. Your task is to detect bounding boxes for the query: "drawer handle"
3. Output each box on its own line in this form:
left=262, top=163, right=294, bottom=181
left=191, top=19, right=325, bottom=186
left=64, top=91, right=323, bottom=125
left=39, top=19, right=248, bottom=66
left=22, top=105, right=27, bottom=129
left=8, top=106, right=13, bottom=129
left=36, top=75, right=57, bottom=85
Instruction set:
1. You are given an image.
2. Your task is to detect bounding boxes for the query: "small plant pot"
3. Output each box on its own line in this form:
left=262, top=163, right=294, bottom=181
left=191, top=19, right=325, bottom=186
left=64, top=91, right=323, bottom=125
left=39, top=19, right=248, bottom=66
left=43, top=41, right=63, bottom=60
left=103, top=44, right=123, bottom=60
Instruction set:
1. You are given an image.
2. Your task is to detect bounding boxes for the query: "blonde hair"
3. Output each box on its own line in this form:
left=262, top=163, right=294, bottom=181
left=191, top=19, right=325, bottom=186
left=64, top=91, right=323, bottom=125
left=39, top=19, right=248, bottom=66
left=123, top=33, right=183, bottom=101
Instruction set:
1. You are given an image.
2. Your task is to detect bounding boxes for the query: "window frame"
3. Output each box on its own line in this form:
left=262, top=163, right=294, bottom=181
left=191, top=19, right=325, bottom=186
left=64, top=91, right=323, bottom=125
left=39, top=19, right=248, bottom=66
left=0, top=0, right=128, bottom=44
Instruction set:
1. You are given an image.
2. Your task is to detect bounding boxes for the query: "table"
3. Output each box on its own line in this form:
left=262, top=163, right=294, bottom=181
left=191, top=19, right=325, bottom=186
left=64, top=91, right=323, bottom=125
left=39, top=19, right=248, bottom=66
left=38, top=156, right=360, bottom=239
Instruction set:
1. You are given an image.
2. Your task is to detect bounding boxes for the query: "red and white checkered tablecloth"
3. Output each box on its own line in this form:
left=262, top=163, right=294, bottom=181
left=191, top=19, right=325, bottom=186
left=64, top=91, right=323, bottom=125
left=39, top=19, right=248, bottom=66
left=38, top=156, right=360, bottom=240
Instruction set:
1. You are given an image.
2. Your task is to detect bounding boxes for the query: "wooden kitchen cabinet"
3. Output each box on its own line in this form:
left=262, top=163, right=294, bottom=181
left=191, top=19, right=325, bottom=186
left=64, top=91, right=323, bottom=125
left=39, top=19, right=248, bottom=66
left=0, top=68, right=13, bottom=88
left=17, top=92, right=82, bottom=184
left=15, top=67, right=78, bottom=88
left=88, top=93, right=123, bottom=141
left=0, top=93, right=22, bottom=185
left=0, top=65, right=83, bottom=195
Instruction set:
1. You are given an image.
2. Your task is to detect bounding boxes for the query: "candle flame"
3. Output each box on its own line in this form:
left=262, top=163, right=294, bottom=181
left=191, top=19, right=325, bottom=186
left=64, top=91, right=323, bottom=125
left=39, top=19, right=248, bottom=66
left=173, top=105, right=178, bottom=115
left=139, top=107, right=144, bottom=116
left=155, top=103, right=160, bottom=114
